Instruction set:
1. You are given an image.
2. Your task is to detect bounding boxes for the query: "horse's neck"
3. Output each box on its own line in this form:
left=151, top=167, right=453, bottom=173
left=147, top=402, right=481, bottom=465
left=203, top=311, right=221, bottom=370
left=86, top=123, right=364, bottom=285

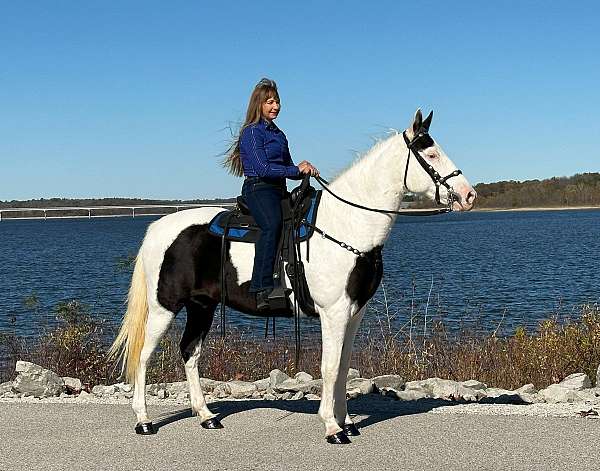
left=322, top=136, right=408, bottom=251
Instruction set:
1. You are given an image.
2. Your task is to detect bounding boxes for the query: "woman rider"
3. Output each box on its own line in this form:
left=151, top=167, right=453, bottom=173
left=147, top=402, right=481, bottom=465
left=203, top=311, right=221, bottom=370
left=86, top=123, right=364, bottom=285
left=224, top=78, right=319, bottom=310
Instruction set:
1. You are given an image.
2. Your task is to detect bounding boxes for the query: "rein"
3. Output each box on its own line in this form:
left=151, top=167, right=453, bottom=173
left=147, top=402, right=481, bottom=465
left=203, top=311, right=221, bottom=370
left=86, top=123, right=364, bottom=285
left=313, top=129, right=462, bottom=216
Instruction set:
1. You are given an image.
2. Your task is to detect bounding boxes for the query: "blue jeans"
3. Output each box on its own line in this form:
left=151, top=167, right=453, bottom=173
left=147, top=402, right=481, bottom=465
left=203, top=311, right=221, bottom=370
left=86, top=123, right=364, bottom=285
left=242, top=177, right=286, bottom=293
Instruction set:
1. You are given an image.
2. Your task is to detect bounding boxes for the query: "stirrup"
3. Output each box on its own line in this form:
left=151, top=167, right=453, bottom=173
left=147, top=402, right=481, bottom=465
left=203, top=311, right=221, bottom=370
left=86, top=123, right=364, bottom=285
left=268, top=286, right=289, bottom=310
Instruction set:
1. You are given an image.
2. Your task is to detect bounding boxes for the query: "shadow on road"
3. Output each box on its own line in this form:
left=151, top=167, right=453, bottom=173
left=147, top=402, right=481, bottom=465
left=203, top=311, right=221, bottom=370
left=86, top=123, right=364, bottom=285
left=152, top=394, right=479, bottom=432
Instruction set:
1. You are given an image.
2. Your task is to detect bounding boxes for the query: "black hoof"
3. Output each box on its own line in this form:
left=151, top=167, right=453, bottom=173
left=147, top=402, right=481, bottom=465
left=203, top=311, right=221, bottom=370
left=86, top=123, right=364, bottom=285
left=326, top=431, right=351, bottom=444
left=201, top=418, right=224, bottom=429
left=343, top=423, right=361, bottom=436
left=135, top=422, right=156, bottom=435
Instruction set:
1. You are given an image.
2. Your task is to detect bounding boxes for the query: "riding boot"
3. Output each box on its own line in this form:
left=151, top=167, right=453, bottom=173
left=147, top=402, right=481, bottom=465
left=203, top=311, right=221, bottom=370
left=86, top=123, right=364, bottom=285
left=256, top=289, right=271, bottom=311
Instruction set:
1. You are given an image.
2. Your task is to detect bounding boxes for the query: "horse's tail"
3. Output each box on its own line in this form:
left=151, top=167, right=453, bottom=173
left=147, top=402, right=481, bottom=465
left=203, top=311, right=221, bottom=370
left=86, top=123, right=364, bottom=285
left=108, top=252, right=148, bottom=384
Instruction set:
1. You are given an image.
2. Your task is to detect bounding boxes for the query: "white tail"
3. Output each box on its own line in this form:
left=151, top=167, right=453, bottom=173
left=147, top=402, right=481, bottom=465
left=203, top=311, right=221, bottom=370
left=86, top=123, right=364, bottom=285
left=108, top=253, right=148, bottom=384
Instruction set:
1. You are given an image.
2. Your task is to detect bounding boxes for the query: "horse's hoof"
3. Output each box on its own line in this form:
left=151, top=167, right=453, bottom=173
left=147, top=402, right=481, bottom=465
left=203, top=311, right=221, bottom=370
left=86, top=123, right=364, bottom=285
left=135, top=422, right=156, bottom=435
left=342, top=423, right=361, bottom=436
left=201, top=418, right=224, bottom=429
left=326, top=431, right=351, bottom=444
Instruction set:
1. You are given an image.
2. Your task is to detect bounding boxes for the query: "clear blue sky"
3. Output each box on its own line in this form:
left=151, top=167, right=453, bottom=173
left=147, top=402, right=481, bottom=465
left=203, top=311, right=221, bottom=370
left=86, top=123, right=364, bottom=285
left=1, top=1, right=598, bottom=200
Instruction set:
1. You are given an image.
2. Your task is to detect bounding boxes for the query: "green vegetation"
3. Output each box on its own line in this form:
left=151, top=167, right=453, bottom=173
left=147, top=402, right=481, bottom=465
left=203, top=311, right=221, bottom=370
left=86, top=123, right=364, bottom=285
left=473, top=173, right=600, bottom=209
left=0, top=196, right=235, bottom=209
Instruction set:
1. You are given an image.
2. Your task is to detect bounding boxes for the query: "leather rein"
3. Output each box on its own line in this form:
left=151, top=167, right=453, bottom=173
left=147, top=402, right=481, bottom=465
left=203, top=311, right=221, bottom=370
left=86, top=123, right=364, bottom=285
left=313, top=129, right=463, bottom=217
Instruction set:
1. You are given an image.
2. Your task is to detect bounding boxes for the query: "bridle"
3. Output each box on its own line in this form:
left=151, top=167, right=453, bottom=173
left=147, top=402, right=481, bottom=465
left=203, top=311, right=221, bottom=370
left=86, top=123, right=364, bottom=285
left=402, top=129, right=463, bottom=207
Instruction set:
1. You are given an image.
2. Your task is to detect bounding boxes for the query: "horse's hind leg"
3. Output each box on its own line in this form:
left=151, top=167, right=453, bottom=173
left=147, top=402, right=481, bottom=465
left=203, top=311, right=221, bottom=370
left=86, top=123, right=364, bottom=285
left=181, top=298, right=221, bottom=428
left=132, top=305, right=174, bottom=433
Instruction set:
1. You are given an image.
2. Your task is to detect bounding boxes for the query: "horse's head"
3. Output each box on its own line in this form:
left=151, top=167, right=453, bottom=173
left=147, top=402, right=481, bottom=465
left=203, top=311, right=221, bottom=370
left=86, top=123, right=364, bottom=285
left=401, top=109, right=476, bottom=211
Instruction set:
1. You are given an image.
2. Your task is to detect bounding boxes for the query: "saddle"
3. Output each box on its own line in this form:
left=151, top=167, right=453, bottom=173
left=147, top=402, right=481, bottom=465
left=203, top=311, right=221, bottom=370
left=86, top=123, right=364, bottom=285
left=208, top=176, right=322, bottom=317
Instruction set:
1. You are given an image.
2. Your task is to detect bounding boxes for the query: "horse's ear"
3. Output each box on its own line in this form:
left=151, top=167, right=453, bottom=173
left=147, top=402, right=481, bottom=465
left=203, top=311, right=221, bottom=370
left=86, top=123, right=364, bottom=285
left=422, top=110, right=433, bottom=132
left=411, top=109, right=423, bottom=136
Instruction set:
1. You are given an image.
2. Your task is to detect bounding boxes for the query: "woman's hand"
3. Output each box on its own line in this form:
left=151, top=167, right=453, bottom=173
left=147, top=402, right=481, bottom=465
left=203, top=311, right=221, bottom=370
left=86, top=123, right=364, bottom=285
left=298, top=160, right=320, bottom=176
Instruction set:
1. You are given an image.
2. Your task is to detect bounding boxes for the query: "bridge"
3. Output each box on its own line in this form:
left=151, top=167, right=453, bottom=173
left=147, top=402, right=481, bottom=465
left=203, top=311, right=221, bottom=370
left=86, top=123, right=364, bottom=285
left=0, top=203, right=236, bottom=221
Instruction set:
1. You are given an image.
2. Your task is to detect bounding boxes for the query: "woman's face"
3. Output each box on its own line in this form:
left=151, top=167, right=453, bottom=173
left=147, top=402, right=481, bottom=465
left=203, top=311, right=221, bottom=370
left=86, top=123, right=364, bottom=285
left=261, top=96, right=280, bottom=121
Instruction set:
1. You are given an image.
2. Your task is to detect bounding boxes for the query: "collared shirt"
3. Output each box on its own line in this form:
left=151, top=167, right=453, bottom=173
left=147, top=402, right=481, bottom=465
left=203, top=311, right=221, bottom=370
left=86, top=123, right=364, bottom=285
left=240, top=119, right=301, bottom=179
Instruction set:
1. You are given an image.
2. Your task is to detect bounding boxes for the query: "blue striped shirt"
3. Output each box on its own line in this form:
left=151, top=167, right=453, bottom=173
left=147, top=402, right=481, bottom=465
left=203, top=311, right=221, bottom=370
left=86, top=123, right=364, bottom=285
left=239, top=119, right=301, bottom=179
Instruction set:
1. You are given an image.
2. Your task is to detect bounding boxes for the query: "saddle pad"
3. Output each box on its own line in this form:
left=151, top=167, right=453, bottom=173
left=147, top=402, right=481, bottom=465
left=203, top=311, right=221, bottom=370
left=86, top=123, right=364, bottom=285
left=208, top=190, right=322, bottom=243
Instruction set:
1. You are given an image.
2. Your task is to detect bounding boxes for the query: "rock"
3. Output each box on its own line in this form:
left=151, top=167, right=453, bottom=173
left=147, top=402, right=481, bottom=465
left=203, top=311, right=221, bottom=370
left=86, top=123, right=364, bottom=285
left=157, top=389, right=168, bottom=399
left=213, top=383, right=230, bottom=398
left=251, top=391, right=263, bottom=398
left=347, top=368, right=360, bottom=380
left=484, top=387, right=514, bottom=397
left=274, top=378, right=302, bottom=393
left=347, top=388, right=361, bottom=399
left=13, top=361, right=64, bottom=398
left=408, top=378, right=484, bottom=401
left=539, top=384, right=580, bottom=403
left=347, top=378, right=374, bottom=395
left=269, top=369, right=290, bottom=388
left=294, top=372, right=313, bottom=383
left=395, top=389, right=431, bottom=401
left=78, top=390, right=91, bottom=399
left=291, top=391, right=304, bottom=400
left=515, top=383, right=537, bottom=394
left=253, top=378, right=271, bottom=391
left=305, top=393, right=320, bottom=400
left=92, top=385, right=116, bottom=397
left=264, top=393, right=277, bottom=400
left=597, top=364, right=600, bottom=388
left=575, top=389, right=598, bottom=402
left=166, top=381, right=188, bottom=395
left=278, top=392, right=293, bottom=400
left=559, top=373, right=591, bottom=391
left=372, top=375, right=405, bottom=391
left=227, top=380, right=257, bottom=399
left=0, top=381, right=13, bottom=396
left=200, top=378, right=223, bottom=392
left=62, top=377, right=82, bottom=394
left=297, top=379, right=323, bottom=395
left=460, top=380, right=488, bottom=390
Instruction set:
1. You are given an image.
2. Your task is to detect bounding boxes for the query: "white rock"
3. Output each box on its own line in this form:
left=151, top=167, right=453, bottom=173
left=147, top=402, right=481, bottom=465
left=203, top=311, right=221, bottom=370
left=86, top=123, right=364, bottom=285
left=596, top=364, right=600, bottom=388
left=291, top=391, right=304, bottom=400
left=264, top=393, right=277, bottom=400
left=92, top=385, right=116, bottom=397
left=305, top=393, right=320, bottom=400
left=484, top=387, right=514, bottom=397
left=0, top=381, right=13, bottom=396
left=294, top=372, right=313, bottom=383
left=395, top=389, right=431, bottom=401
left=346, top=388, right=361, bottom=399
left=78, top=390, right=91, bottom=399
left=253, top=378, right=271, bottom=391
left=372, top=375, right=405, bottom=391
left=274, top=378, right=301, bottom=393
left=460, top=379, right=488, bottom=390
left=213, top=383, right=230, bottom=398
left=166, top=381, right=188, bottom=395
left=199, top=378, right=223, bottom=392
left=515, top=383, right=537, bottom=394
left=347, top=368, right=360, bottom=380
left=539, top=384, right=580, bottom=403
left=157, top=389, right=168, bottom=399
left=347, top=378, right=374, bottom=395
left=227, top=380, right=257, bottom=398
left=559, top=373, right=591, bottom=391
left=13, top=361, right=64, bottom=398
left=269, top=369, right=290, bottom=388
left=278, top=391, right=293, bottom=400
left=62, top=377, right=82, bottom=394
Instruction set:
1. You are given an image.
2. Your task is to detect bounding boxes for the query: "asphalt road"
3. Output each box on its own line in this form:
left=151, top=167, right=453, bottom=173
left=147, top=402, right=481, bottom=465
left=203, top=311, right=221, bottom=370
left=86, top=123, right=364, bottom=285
left=1, top=396, right=597, bottom=471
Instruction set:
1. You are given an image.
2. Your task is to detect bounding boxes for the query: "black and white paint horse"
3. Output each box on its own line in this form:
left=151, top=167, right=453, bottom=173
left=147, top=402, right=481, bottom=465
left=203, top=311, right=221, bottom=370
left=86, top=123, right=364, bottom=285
left=110, top=109, right=477, bottom=444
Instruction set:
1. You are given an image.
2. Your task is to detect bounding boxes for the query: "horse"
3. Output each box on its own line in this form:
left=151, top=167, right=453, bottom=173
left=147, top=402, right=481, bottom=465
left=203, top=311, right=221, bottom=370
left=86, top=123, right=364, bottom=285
left=109, top=109, right=477, bottom=444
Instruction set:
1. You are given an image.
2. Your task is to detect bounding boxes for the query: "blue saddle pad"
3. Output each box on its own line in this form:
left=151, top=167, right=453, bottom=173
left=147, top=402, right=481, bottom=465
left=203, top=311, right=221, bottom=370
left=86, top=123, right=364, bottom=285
left=208, top=190, right=321, bottom=243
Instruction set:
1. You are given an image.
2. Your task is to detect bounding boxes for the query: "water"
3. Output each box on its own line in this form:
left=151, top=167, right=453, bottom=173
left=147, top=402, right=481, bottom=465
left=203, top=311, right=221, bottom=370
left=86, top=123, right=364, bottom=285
left=1, top=210, right=599, bottom=339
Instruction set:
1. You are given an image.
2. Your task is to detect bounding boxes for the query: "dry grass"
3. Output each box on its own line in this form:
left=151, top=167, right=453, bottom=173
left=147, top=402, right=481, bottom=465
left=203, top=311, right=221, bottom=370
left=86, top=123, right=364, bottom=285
left=2, top=299, right=599, bottom=390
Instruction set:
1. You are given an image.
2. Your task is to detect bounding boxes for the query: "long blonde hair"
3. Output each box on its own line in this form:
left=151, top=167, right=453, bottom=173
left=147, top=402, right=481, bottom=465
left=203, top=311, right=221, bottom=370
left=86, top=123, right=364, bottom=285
left=222, top=78, right=280, bottom=177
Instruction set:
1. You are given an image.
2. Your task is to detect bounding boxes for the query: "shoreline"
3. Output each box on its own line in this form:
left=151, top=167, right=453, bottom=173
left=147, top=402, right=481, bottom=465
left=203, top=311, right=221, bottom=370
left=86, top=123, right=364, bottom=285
left=473, top=205, right=600, bottom=213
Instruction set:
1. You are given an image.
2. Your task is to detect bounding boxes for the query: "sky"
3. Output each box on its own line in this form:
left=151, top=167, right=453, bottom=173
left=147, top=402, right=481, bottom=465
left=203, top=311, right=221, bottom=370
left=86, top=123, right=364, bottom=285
left=1, top=1, right=599, bottom=201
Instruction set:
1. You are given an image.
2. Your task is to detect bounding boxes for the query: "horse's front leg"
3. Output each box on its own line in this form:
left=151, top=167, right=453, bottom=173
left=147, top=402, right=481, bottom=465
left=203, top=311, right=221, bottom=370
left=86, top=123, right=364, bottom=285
left=335, top=306, right=366, bottom=436
left=318, top=302, right=352, bottom=444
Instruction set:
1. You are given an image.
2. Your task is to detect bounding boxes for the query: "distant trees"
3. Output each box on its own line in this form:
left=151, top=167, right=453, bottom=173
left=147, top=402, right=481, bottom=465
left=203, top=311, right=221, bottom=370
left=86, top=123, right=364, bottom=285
left=0, top=196, right=236, bottom=209
left=473, top=173, right=600, bottom=208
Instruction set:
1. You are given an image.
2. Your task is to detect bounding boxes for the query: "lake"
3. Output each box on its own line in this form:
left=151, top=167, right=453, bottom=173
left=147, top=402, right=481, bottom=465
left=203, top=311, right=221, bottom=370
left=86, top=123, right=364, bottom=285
left=1, top=209, right=598, bottom=339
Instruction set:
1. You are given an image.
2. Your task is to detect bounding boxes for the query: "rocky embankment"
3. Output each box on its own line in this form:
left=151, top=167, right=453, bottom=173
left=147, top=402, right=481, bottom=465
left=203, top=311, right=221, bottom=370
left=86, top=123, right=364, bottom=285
left=2, top=361, right=600, bottom=416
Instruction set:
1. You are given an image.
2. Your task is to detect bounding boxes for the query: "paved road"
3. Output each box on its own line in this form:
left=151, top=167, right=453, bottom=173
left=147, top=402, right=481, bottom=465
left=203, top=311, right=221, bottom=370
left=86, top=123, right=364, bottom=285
left=1, top=396, right=598, bottom=471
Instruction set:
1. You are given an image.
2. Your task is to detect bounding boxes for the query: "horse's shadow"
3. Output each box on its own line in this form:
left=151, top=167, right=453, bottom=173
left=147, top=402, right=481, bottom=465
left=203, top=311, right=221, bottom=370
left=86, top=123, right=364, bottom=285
left=153, top=393, right=525, bottom=431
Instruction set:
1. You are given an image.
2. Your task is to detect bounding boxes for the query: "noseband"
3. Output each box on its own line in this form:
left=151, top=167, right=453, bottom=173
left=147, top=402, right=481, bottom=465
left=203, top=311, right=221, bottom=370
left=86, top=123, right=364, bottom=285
left=402, top=130, right=462, bottom=207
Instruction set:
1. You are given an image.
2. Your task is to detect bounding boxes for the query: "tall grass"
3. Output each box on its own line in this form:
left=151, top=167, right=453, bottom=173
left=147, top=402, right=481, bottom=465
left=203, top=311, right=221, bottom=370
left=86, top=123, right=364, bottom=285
left=1, top=297, right=599, bottom=390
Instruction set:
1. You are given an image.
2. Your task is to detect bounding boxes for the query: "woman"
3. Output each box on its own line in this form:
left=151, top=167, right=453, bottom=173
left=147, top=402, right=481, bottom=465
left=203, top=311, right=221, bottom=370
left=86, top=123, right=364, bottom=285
left=223, top=78, right=319, bottom=310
